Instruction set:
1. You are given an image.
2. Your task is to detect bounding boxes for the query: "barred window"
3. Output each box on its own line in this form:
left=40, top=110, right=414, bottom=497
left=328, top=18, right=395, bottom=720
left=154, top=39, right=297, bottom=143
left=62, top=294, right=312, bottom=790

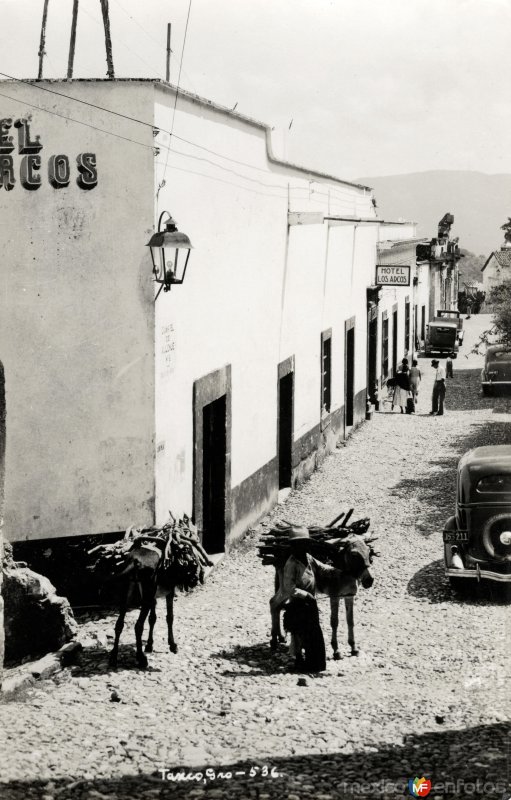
left=382, top=317, right=389, bottom=379
left=321, top=332, right=332, bottom=413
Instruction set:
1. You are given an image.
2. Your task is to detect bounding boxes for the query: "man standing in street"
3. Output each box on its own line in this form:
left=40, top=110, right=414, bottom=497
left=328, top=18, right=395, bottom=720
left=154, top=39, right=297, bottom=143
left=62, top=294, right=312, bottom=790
left=430, top=359, right=446, bottom=415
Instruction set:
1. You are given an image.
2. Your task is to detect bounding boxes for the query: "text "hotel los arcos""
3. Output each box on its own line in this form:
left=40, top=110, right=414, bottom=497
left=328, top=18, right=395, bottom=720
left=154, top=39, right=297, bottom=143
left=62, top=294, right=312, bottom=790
left=376, top=265, right=411, bottom=286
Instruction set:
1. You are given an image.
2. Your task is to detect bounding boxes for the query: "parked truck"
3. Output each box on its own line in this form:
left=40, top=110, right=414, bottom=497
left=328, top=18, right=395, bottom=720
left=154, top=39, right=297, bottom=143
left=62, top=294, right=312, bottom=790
left=424, top=318, right=459, bottom=358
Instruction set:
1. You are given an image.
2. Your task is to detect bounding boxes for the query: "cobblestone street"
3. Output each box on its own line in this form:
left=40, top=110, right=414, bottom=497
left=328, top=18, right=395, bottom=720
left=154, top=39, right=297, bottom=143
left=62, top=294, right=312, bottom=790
left=1, top=315, right=510, bottom=800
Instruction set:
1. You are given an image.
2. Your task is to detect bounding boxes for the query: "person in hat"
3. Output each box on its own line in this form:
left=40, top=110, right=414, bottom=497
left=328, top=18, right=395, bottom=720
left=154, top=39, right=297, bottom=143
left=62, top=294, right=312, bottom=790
left=280, top=526, right=327, bottom=672
left=430, top=359, right=446, bottom=415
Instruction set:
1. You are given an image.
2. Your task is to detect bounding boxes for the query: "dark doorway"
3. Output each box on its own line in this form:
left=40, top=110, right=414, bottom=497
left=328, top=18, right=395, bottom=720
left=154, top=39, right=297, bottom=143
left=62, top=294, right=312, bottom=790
left=345, top=325, right=355, bottom=427
left=202, top=395, right=226, bottom=553
left=278, top=372, right=293, bottom=489
left=367, top=313, right=378, bottom=402
left=392, top=309, right=398, bottom=376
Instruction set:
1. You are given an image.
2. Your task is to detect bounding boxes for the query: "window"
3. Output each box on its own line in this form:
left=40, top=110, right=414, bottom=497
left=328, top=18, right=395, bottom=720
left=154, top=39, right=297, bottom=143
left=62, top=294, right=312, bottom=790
left=404, top=299, right=410, bottom=353
left=321, top=331, right=332, bottom=413
left=476, top=475, right=511, bottom=493
left=382, top=315, right=389, bottom=379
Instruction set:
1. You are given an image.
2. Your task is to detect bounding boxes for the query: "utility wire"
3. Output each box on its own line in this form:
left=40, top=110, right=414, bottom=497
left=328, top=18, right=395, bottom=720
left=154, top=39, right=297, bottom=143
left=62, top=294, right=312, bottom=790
left=159, top=0, right=193, bottom=195
left=108, top=0, right=200, bottom=93
left=79, top=3, right=165, bottom=80
left=110, top=0, right=165, bottom=50
left=0, top=87, right=293, bottom=196
left=0, top=83, right=364, bottom=209
left=0, top=89, right=155, bottom=150
left=0, top=70, right=365, bottom=202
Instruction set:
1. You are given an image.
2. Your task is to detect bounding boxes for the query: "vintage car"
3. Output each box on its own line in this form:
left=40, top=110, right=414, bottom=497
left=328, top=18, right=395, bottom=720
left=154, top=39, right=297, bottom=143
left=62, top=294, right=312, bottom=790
left=436, top=309, right=464, bottom=346
left=424, top=318, right=459, bottom=358
left=481, top=345, right=511, bottom=395
left=444, top=445, right=511, bottom=589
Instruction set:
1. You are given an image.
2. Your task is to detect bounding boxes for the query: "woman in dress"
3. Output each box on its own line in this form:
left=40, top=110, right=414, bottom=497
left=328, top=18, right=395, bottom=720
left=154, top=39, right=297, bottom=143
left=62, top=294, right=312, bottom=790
left=392, top=364, right=410, bottom=413
left=409, top=359, right=422, bottom=405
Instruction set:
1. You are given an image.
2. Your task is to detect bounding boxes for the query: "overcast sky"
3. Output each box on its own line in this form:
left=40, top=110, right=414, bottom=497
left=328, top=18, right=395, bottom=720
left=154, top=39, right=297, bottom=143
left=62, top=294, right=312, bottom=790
left=1, top=0, right=510, bottom=179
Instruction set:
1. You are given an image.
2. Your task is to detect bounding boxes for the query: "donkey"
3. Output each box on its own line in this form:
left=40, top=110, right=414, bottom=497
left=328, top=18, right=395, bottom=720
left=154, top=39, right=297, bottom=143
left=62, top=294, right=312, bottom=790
left=269, top=534, right=376, bottom=660
left=108, top=535, right=176, bottom=670
left=89, top=518, right=212, bottom=670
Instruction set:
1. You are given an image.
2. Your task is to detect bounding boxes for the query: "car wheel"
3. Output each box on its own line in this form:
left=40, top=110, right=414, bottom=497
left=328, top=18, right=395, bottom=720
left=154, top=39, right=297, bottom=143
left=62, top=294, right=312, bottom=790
left=482, top=385, right=491, bottom=396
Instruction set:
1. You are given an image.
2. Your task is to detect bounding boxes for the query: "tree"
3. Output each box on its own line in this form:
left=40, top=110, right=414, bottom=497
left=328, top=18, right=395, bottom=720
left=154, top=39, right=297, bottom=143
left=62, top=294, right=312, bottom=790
left=472, top=281, right=511, bottom=352
left=501, top=217, right=511, bottom=244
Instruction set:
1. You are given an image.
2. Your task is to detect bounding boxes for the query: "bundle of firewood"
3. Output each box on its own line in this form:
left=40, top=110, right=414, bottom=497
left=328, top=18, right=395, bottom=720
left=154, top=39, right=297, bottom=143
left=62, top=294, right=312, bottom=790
left=87, top=513, right=213, bottom=591
left=257, top=509, right=372, bottom=569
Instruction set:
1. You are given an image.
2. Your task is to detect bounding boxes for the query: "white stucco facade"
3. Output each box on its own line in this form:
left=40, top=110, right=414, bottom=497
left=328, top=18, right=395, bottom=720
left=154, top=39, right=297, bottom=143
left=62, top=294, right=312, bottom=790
left=1, top=78, right=425, bottom=547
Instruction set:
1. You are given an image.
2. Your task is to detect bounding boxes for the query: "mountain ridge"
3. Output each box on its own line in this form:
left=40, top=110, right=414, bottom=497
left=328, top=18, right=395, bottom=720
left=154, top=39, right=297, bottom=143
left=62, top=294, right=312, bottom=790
left=356, top=170, right=511, bottom=256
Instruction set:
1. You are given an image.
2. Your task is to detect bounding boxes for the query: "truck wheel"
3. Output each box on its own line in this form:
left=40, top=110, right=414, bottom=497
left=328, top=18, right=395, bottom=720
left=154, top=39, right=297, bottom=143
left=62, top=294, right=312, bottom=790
left=482, top=385, right=491, bottom=396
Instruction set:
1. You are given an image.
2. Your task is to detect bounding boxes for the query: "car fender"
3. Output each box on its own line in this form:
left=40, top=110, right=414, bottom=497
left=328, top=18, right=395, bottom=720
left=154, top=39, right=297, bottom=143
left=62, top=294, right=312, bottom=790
left=443, top=515, right=457, bottom=567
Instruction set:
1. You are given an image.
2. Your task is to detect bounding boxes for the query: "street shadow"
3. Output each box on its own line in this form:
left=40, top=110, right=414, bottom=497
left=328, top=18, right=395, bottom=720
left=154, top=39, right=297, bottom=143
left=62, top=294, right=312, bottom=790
left=68, top=643, right=163, bottom=676
left=444, top=368, right=511, bottom=412
left=2, top=721, right=509, bottom=799
left=390, top=419, right=511, bottom=534
left=407, top=559, right=511, bottom=606
left=212, top=642, right=291, bottom=676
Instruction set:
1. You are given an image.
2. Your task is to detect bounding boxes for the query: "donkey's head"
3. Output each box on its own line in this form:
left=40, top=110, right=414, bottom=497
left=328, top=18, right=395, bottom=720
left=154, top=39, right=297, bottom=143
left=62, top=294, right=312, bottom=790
left=334, top=534, right=378, bottom=589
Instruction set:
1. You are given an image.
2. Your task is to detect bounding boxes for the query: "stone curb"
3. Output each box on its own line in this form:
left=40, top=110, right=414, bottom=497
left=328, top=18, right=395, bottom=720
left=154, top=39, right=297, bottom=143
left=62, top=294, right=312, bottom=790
left=0, top=640, right=83, bottom=699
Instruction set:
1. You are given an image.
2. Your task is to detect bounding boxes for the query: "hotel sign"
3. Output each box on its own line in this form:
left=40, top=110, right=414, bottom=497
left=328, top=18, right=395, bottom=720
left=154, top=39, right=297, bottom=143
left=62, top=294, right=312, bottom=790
left=376, top=265, right=410, bottom=286
left=0, top=118, right=98, bottom=191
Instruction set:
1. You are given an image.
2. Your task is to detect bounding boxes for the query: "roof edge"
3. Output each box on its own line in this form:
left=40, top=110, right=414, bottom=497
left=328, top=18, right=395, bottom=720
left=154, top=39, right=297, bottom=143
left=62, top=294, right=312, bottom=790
left=9, top=77, right=372, bottom=193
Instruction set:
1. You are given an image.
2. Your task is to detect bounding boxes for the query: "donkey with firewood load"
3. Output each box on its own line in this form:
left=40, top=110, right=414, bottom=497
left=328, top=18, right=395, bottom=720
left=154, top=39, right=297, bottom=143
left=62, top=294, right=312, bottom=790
left=260, top=511, right=378, bottom=661
left=88, top=515, right=213, bottom=669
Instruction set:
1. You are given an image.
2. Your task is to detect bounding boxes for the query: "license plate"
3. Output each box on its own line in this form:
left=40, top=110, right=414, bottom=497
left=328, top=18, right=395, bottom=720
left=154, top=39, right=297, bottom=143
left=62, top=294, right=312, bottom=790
left=443, top=530, right=469, bottom=543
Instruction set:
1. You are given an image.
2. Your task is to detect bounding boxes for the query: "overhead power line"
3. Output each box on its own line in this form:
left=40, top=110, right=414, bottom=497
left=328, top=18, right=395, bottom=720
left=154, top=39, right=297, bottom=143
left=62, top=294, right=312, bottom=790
left=159, top=0, right=193, bottom=195
left=0, top=74, right=368, bottom=206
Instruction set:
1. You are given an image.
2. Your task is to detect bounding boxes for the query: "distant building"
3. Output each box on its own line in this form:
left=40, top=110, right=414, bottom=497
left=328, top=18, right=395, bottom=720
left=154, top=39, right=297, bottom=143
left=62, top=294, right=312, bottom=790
left=416, top=214, right=462, bottom=317
left=481, top=246, right=511, bottom=292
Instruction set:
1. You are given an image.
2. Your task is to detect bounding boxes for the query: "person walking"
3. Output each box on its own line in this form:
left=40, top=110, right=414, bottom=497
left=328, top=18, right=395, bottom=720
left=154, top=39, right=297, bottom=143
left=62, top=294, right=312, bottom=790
left=430, top=359, right=446, bottom=416
left=409, top=360, right=422, bottom=406
left=392, top=364, right=411, bottom=414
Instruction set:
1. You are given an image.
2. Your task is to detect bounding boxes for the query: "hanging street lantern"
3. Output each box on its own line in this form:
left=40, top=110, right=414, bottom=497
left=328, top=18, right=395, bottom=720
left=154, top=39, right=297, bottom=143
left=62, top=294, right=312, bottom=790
left=147, top=211, right=193, bottom=300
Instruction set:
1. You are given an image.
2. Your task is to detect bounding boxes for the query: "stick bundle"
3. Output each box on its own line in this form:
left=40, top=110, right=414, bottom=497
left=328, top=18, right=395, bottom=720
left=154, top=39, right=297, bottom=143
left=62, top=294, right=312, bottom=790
left=87, top=513, right=213, bottom=591
left=257, top=508, right=372, bottom=569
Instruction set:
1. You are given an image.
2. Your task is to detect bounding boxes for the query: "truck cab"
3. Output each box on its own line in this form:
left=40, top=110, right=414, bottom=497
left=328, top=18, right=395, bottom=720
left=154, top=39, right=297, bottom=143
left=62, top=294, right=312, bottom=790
left=425, top=318, right=459, bottom=358
left=436, top=309, right=464, bottom=346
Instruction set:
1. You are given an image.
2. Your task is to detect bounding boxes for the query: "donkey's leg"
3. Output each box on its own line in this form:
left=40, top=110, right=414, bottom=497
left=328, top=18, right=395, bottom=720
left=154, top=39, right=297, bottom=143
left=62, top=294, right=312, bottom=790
left=134, top=581, right=153, bottom=669
left=166, top=587, right=178, bottom=654
left=330, top=596, right=341, bottom=660
left=345, top=596, right=358, bottom=655
left=269, top=569, right=286, bottom=651
left=109, top=580, right=129, bottom=670
left=274, top=570, right=286, bottom=642
left=269, top=595, right=286, bottom=652
left=144, top=597, right=157, bottom=653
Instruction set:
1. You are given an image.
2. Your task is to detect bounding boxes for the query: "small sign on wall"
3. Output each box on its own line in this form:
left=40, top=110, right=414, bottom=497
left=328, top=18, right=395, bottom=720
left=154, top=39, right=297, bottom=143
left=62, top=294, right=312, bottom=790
left=160, top=322, right=176, bottom=378
left=376, top=265, right=411, bottom=286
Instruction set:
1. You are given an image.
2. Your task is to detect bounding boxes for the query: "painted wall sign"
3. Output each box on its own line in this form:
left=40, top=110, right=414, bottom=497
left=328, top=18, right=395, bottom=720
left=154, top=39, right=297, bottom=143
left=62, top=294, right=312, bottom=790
left=160, top=322, right=176, bottom=377
left=0, top=118, right=98, bottom=191
left=376, top=265, right=411, bottom=286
